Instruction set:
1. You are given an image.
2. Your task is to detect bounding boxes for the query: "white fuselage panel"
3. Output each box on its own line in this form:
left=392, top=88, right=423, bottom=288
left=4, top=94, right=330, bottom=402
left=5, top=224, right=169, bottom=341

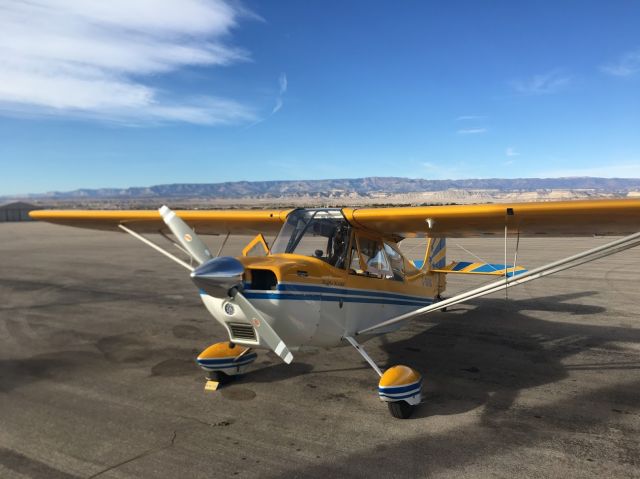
left=200, top=284, right=434, bottom=349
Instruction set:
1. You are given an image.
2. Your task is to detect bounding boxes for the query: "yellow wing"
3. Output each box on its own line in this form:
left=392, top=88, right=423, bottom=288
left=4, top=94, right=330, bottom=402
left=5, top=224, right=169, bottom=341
left=30, top=199, right=640, bottom=238
left=29, top=209, right=292, bottom=235
left=344, top=199, right=640, bottom=238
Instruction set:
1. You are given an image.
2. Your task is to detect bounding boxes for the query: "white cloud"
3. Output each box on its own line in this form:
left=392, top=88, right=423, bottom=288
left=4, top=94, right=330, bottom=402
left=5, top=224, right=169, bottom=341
left=457, top=128, right=487, bottom=135
left=601, top=48, right=640, bottom=77
left=0, top=0, right=257, bottom=125
left=271, top=99, right=284, bottom=114
left=506, top=147, right=519, bottom=157
left=272, top=73, right=288, bottom=114
left=278, top=73, right=288, bottom=95
left=511, top=70, right=571, bottom=95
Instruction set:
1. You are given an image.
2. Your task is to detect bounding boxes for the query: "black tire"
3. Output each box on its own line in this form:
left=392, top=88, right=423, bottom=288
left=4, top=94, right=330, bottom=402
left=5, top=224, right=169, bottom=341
left=207, top=370, right=234, bottom=384
left=436, top=295, right=447, bottom=312
left=387, top=400, right=414, bottom=419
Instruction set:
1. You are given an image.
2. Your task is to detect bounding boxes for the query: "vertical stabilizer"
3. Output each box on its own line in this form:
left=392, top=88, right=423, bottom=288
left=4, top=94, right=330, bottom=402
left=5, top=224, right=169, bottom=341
left=426, top=238, right=446, bottom=270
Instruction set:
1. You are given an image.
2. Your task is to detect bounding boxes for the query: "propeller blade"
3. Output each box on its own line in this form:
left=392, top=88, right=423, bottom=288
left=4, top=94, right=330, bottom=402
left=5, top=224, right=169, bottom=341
left=231, top=289, right=293, bottom=364
left=159, top=205, right=213, bottom=265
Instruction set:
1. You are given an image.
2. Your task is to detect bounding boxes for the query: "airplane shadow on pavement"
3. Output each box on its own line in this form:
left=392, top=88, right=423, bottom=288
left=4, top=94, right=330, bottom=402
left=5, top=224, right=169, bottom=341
left=377, top=291, right=639, bottom=419
left=268, top=290, right=640, bottom=478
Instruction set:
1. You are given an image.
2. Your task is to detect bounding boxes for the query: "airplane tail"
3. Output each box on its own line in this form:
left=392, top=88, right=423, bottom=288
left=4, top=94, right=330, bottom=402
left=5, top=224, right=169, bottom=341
left=411, top=238, right=446, bottom=270
left=431, top=261, right=527, bottom=277
left=427, top=238, right=446, bottom=270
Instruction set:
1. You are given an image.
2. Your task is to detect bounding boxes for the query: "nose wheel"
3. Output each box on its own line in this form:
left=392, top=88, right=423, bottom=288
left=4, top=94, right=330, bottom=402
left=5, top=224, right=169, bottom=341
left=206, top=370, right=234, bottom=385
left=196, top=342, right=257, bottom=388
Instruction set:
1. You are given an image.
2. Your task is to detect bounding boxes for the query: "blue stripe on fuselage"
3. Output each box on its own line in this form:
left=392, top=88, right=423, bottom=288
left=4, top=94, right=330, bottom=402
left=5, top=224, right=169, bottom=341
left=243, top=291, right=433, bottom=307
left=275, top=283, right=432, bottom=303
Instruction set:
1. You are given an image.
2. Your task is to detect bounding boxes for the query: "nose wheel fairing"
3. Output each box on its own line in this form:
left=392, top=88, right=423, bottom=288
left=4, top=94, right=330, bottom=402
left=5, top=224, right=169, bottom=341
left=196, top=342, right=257, bottom=377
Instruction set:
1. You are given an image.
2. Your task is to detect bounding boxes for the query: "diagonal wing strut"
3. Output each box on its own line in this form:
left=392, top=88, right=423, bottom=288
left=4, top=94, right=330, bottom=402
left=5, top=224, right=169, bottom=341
left=358, top=231, right=640, bottom=335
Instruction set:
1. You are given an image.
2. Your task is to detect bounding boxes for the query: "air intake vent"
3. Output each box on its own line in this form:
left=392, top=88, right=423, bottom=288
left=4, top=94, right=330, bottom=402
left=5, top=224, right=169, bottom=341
left=250, top=269, right=277, bottom=290
left=228, top=323, right=257, bottom=341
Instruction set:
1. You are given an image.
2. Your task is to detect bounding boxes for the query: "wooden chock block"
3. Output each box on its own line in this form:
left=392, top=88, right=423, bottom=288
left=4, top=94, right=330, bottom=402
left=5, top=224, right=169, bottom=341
left=204, top=380, right=220, bottom=391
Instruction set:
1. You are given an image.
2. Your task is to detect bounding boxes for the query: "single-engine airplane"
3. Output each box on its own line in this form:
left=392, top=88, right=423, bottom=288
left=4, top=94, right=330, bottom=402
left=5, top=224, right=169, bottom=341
left=30, top=199, right=640, bottom=418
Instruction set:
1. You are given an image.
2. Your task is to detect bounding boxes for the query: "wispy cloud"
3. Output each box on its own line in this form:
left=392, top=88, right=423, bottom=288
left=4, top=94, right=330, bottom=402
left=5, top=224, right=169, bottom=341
left=456, top=115, right=486, bottom=121
left=510, top=70, right=571, bottom=95
left=601, top=48, right=640, bottom=77
left=505, top=147, right=519, bottom=157
left=272, top=72, right=288, bottom=114
left=279, top=73, right=288, bottom=95
left=0, top=0, right=257, bottom=125
left=457, top=128, right=487, bottom=135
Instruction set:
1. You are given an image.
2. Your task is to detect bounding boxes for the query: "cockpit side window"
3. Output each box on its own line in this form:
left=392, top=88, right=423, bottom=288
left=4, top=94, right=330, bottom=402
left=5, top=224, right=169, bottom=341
left=349, top=234, right=393, bottom=279
left=383, top=242, right=405, bottom=281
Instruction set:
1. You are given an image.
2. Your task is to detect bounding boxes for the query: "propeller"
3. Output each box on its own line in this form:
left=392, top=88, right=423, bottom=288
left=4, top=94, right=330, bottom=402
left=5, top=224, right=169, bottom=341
left=158, top=205, right=293, bottom=364
left=159, top=205, right=212, bottom=265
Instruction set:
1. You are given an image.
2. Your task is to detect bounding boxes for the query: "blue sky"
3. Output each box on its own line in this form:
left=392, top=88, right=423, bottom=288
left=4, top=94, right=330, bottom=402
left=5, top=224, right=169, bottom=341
left=1, top=0, right=639, bottom=195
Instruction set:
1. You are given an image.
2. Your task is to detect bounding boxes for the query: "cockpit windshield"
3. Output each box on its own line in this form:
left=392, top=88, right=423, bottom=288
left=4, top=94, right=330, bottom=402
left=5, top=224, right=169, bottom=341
left=270, top=209, right=351, bottom=268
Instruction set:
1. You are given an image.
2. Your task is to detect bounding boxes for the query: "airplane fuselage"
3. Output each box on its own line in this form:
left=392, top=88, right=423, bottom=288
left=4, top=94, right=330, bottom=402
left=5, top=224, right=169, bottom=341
left=201, top=252, right=441, bottom=349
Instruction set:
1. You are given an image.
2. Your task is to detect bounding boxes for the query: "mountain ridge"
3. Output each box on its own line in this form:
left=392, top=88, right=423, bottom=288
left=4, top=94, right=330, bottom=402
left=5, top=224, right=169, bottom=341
left=8, top=176, right=640, bottom=200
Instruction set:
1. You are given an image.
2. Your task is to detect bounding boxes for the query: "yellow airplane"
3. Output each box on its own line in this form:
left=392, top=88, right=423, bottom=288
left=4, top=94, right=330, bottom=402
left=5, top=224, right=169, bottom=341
left=30, top=199, right=640, bottom=418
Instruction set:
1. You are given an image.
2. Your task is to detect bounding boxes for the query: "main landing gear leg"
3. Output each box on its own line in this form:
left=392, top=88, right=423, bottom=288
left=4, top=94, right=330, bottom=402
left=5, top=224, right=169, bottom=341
left=436, top=294, right=447, bottom=312
left=344, top=336, right=422, bottom=419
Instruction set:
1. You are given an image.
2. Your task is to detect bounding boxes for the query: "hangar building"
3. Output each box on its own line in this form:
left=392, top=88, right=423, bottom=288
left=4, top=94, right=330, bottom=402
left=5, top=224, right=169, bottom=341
left=0, top=201, right=39, bottom=222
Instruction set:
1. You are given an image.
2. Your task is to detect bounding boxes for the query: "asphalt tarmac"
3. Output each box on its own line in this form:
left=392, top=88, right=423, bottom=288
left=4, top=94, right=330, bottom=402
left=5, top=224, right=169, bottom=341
left=1, top=222, right=639, bottom=478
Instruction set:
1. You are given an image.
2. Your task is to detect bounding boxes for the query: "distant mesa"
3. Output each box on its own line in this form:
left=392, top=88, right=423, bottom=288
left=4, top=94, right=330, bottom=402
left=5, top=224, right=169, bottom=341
left=4, top=177, right=640, bottom=208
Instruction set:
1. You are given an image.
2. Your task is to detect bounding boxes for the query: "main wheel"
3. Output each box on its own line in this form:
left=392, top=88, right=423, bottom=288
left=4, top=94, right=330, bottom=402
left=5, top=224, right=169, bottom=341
left=207, top=370, right=235, bottom=384
left=387, top=400, right=414, bottom=419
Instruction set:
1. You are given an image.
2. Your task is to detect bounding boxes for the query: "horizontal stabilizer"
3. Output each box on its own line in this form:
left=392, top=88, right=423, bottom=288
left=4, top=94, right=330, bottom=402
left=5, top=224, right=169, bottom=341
left=430, top=261, right=527, bottom=277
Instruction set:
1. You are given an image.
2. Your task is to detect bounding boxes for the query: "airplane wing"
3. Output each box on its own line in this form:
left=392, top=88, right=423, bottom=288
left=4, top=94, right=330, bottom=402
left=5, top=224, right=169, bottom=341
left=343, top=199, right=640, bottom=238
left=31, top=199, right=640, bottom=237
left=29, top=209, right=292, bottom=235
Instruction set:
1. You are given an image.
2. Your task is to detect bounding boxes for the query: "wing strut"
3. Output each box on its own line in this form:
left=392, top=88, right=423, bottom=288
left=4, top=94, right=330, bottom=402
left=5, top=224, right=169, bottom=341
left=118, top=224, right=194, bottom=271
left=358, top=231, right=640, bottom=335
